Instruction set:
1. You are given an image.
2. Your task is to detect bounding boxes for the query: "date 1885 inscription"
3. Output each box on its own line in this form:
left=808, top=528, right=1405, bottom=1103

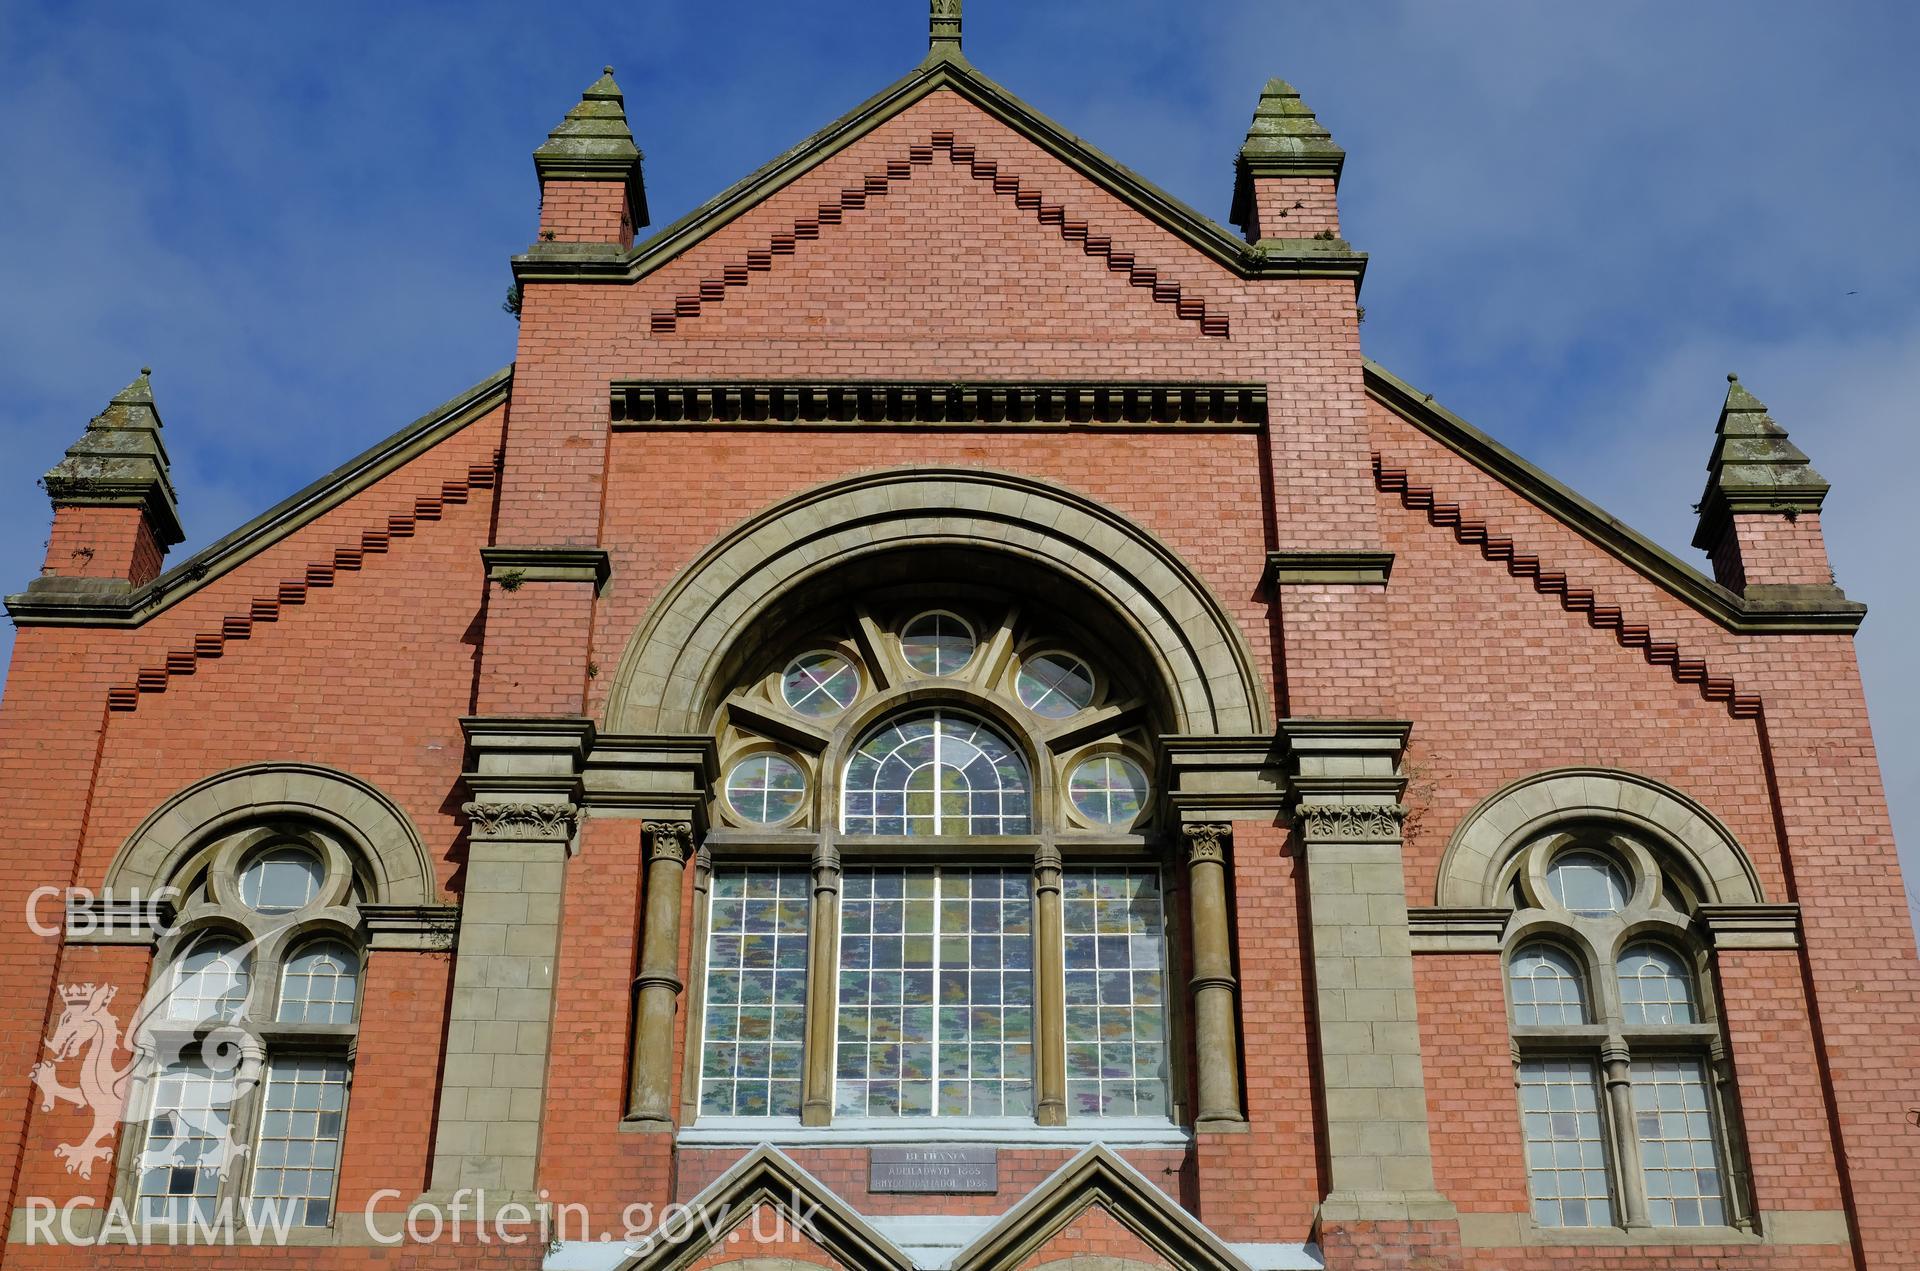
left=869, top=1145, right=998, bottom=1193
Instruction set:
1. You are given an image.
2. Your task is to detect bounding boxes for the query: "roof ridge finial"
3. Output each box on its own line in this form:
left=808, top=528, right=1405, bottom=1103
left=929, top=0, right=963, bottom=58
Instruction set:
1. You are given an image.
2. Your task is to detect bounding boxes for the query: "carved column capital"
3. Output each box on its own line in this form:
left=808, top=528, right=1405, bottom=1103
left=1183, top=822, right=1231, bottom=866
left=462, top=800, right=579, bottom=843
left=643, top=820, right=694, bottom=863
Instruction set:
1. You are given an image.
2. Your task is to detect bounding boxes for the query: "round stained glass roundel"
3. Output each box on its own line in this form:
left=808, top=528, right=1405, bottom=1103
left=1067, top=755, right=1150, bottom=827
left=725, top=754, right=807, bottom=825
left=900, top=612, right=975, bottom=677
left=1015, top=652, right=1094, bottom=718
left=781, top=651, right=859, bottom=718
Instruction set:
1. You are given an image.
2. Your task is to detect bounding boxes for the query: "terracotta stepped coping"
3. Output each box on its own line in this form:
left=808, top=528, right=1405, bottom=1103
left=647, top=131, right=1235, bottom=338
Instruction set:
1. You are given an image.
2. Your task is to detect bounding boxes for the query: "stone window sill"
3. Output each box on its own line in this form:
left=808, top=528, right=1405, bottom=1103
left=674, top=1115, right=1190, bottom=1149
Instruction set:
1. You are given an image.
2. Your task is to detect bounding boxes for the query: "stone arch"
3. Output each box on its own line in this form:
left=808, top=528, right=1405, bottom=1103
left=606, top=467, right=1268, bottom=736
left=1435, top=767, right=1763, bottom=907
left=106, top=761, right=438, bottom=905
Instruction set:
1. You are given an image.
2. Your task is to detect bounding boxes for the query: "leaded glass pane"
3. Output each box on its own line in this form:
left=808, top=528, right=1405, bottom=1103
left=1063, top=868, right=1169, bottom=1118
left=238, top=846, right=324, bottom=915
left=1545, top=851, right=1629, bottom=918
left=700, top=866, right=810, bottom=1116
left=901, top=612, right=975, bottom=677
left=1015, top=653, right=1094, bottom=718
left=724, top=754, right=807, bottom=825
left=835, top=867, right=1033, bottom=1117
left=1067, top=755, right=1149, bottom=828
left=135, top=1059, right=240, bottom=1224
left=168, top=937, right=250, bottom=1023
left=248, top=1057, right=350, bottom=1227
left=1508, top=943, right=1588, bottom=1026
left=782, top=651, right=860, bottom=718
left=278, top=940, right=359, bottom=1025
left=1618, top=944, right=1697, bottom=1025
left=842, top=711, right=1031, bottom=836
left=1633, top=1058, right=1726, bottom=1226
left=1518, top=1059, right=1614, bottom=1227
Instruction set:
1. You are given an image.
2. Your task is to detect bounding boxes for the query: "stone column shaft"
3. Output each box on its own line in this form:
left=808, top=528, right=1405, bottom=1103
left=1033, top=844, right=1067, bottom=1126
left=1601, top=1046, right=1651, bottom=1229
left=801, top=842, right=842, bottom=1126
left=626, top=821, right=690, bottom=1125
left=1185, top=823, right=1245, bottom=1125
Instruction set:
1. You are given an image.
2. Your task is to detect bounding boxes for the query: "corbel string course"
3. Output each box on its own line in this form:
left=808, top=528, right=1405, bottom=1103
left=1373, top=452, right=1765, bottom=720
left=610, top=379, right=1266, bottom=429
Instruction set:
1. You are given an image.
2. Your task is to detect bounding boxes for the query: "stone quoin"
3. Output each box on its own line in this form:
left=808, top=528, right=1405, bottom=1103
left=3, top=4, right=1916, bottom=1270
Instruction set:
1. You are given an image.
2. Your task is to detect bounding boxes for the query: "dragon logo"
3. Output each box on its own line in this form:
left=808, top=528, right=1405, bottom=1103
left=31, top=935, right=264, bottom=1183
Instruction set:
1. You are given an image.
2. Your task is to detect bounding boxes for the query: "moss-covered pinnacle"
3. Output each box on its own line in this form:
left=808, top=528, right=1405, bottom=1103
left=534, top=65, right=649, bottom=224
left=1230, top=77, right=1344, bottom=229
left=42, top=368, right=184, bottom=546
left=1691, top=373, right=1830, bottom=550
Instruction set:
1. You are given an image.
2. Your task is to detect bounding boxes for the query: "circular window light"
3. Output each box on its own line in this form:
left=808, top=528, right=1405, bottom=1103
left=781, top=650, right=860, bottom=718
left=1015, top=652, right=1095, bottom=719
left=725, top=753, right=808, bottom=825
left=1545, top=850, right=1629, bottom=918
left=1067, top=754, right=1150, bottom=827
left=238, top=846, right=325, bottom=915
left=900, top=611, right=975, bottom=677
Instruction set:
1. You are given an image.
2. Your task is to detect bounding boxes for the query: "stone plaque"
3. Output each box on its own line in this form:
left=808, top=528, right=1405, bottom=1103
left=869, top=1145, right=999, bottom=1193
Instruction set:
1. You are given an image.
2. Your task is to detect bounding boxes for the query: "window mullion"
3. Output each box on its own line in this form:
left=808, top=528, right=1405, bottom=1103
left=1032, top=846, right=1066, bottom=1125
left=1601, top=1042, right=1651, bottom=1229
left=802, top=847, right=841, bottom=1126
left=222, top=1038, right=272, bottom=1223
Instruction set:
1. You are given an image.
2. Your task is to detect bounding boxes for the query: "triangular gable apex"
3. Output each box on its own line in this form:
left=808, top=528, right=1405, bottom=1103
left=513, top=58, right=1364, bottom=287
left=618, top=1144, right=914, bottom=1271
left=949, top=1143, right=1250, bottom=1271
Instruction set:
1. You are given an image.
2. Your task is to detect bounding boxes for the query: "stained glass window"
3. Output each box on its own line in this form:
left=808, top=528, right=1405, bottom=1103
left=835, top=867, right=1033, bottom=1117
left=842, top=712, right=1030, bottom=835
left=1067, top=755, right=1149, bottom=828
left=168, top=936, right=251, bottom=1023
left=238, top=847, right=324, bottom=915
left=278, top=940, right=359, bottom=1025
left=901, top=612, right=975, bottom=677
left=1509, top=943, right=1589, bottom=1025
left=1632, top=1059, right=1726, bottom=1225
left=136, top=1059, right=242, bottom=1224
left=782, top=651, right=860, bottom=718
left=1618, top=945, right=1696, bottom=1025
left=1015, top=653, right=1094, bottom=718
left=1063, top=869, right=1169, bottom=1117
left=248, top=1057, right=350, bottom=1226
left=725, top=754, right=807, bottom=825
left=700, top=866, right=810, bottom=1116
left=1545, top=851, right=1629, bottom=918
left=1518, top=1059, right=1613, bottom=1227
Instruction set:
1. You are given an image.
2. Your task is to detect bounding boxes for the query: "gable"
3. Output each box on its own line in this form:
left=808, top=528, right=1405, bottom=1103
left=513, top=57, right=1365, bottom=292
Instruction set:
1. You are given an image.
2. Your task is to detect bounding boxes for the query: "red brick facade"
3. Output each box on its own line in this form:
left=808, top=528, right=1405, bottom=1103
left=3, top=25, right=1915, bottom=1271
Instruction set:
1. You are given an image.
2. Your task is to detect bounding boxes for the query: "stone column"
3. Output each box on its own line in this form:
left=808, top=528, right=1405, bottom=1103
left=1600, top=1043, right=1650, bottom=1230
left=801, top=842, right=842, bottom=1126
left=1033, top=843, right=1067, bottom=1126
left=1184, top=823, right=1245, bottom=1125
left=427, top=797, right=575, bottom=1204
left=1283, top=718, right=1455, bottom=1229
left=626, top=820, right=691, bottom=1127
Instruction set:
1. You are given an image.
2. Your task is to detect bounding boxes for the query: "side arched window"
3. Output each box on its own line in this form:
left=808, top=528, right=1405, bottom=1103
left=131, top=829, right=365, bottom=1229
left=1502, top=832, right=1741, bottom=1232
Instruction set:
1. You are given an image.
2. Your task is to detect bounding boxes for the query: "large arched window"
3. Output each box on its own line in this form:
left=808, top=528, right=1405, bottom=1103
left=129, top=827, right=366, bottom=1229
left=690, top=595, right=1177, bottom=1132
left=1501, top=830, right=1744, bottom=1232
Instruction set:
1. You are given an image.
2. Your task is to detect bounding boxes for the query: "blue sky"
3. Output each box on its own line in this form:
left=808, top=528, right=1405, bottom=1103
left=2, top=1, right=1915, bottom=927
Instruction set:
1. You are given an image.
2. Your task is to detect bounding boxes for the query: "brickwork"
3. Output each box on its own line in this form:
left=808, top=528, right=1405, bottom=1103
left=2, top=39, right=1914, bottom=1271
